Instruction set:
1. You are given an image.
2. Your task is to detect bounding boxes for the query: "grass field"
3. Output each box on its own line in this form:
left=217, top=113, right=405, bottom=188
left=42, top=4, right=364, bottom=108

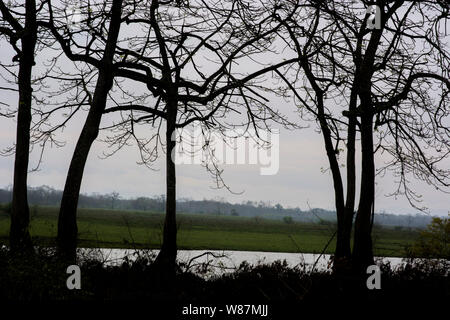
left=0, top=206, right=420, bottom=257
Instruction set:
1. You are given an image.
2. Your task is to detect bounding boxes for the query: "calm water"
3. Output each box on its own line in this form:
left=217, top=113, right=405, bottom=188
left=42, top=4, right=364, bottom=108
left=81, top=248, right=405, bottom=277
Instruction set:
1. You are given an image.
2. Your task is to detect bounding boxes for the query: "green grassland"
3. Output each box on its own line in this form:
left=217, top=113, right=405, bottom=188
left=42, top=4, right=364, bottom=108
left=0, top=206, right=420, bottom=257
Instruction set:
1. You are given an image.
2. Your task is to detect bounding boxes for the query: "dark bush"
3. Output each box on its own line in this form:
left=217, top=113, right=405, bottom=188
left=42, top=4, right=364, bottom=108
left=0, top=246, right=447, bottom=307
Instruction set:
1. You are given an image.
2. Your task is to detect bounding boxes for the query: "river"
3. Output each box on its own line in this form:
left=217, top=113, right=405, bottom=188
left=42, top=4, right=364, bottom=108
left=80, top=248, right=405, bottom=277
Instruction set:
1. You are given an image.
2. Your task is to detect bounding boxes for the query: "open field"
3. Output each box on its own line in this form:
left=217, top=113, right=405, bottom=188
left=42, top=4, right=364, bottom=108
left=0, top=206, right=420, bottom=257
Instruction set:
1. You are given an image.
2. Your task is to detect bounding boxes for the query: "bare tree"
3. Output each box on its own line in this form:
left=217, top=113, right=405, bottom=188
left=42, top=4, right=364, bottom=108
left=277, top=1, right=358, bottom=272
left=93, top=0, right=301, bottom=272
left=39, top=0, right=125, bottom=261
left=279, top=0, right=449, bottom=273
left=37, top=0, right=298, bottom=266
left=0, top=0, right=40, bottom=252
left=352, top=0, right=449, bottom=272
left=110, top=191, right=120, bottom=209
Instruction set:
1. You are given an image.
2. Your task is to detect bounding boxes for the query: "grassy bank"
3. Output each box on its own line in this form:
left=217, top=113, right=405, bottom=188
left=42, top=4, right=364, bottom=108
left=0, top=206, right=420, bottom=257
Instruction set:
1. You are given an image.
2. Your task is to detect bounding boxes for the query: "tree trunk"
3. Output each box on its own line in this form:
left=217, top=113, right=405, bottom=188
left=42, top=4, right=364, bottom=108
left=314, top=93, right=348, bottom=273
left=57, top=107, right=104, bottom=261
left=335, top=199, right=354, bottom=273
left=9, top=0, right=36, bottom=253
left=56, top=0, right=123, bottom=261
left=301, top=60, right=350, bottom=272
left=155, top=98, right=178, bottom=272
left=352, top=112, right=375, bottom=273
left=350, top=13, right=385, bottom=274
left=334, top=91, right=358, bottom=273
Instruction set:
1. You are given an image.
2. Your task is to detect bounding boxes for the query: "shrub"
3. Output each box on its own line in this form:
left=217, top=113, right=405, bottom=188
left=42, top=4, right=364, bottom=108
left=409, top=215, right=449, bottom=259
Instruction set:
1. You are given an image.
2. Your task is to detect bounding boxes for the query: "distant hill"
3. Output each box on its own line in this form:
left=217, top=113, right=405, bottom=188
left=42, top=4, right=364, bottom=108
left=0, top=186, right=435, bottom=228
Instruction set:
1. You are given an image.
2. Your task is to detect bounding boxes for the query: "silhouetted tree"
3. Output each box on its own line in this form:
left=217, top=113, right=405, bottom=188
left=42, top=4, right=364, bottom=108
left=39, top=0, right=125, bottom=261
left=0, top=0, right=40, bottom=252
left=93, top=0, right=301, bottom=272
left=279, top=0, right=449, bottom=273
left=37, top=0, right=299, bottom=267
left=110, top=191, right=120, bottom=209
left=350, top=0, right=448, bottom=273
left=277, top=1, right=358, bottom=272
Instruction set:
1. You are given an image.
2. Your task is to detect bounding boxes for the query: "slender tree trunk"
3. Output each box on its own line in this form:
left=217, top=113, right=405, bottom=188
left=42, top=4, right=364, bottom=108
left=352, top=111, right=375, bottom=273
left=335, top=91, right=358, bottom=273
left=57, top=102, right=104, bottom=260
left=56, top=0, right=123, bottom=261
left=335, top=156, right=355, bottom=273
left=350, top=13, right=385, bottom=274
left=155, top=97, right=178, bottom=272
left=302, top=59, right=349, bottom=273
left=9, top=0, right=36, bottom=253
left=314, top=93, right=348, bottom=272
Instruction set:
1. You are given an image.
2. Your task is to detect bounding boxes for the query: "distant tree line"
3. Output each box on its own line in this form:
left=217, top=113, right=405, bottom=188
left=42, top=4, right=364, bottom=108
left=0, top=186, right=433, bottom=228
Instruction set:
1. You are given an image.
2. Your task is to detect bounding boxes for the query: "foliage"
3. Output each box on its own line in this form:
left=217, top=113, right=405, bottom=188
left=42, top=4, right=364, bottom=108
left=409, top=216, right=450, bottom=260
